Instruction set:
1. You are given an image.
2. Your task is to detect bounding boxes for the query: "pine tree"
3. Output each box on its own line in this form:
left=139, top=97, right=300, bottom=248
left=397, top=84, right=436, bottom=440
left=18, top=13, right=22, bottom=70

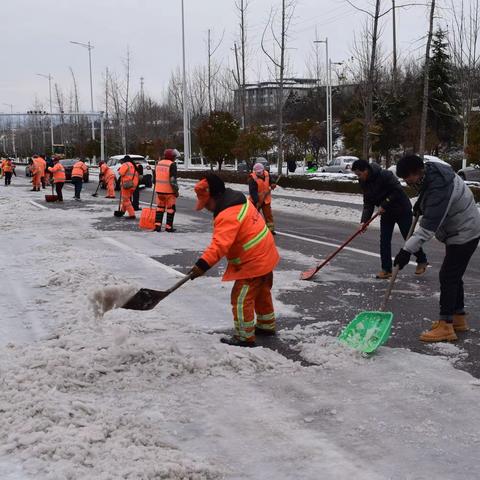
left=428, top=29, right=461, bottom=145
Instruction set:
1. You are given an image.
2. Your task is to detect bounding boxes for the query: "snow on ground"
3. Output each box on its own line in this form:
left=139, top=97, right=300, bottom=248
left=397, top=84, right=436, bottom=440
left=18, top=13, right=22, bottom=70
left=1, top=180, right=480, bottom=479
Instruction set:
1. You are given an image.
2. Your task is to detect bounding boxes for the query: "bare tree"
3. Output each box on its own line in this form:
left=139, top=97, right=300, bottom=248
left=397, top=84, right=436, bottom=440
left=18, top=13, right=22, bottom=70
left=449, top=0, right=480, bottom=166
left=234, top=0, right=250, bottom=128
left=207, top=29, right=224, bottom=112
left=261, top=0, right=296, bottom=174
left=419, top=0, right=436, bottom=157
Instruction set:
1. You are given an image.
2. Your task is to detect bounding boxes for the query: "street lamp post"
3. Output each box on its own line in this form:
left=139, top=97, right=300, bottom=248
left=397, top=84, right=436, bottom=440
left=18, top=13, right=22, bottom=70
left=3, top=103, right=16, bottom=158
left=37, top=73, right=54, bottom=153
left=181, top=0, right=191, bottom=169
left=314, top=38, right=331, bottom=163
left=70, top=40, right=95, bottom=141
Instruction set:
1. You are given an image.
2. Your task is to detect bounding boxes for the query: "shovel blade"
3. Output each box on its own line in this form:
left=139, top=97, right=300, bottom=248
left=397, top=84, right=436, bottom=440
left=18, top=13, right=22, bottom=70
left=114, top=210, right=125, bottom=217
left=338, top=311, right=393, bottom=354
left=300, top=267, right=317, bottom=281
left=121, top=288, right=169, bottom=311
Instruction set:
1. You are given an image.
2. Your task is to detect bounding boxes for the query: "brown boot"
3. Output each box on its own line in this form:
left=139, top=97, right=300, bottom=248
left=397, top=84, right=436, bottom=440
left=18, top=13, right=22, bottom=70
left=415, top=262, right=428, bottom=275
left=376, top=271, right=392, bottom=279
left=419, top=320, right=457, bottom=342
left=453, top=314, right=469, bottom=332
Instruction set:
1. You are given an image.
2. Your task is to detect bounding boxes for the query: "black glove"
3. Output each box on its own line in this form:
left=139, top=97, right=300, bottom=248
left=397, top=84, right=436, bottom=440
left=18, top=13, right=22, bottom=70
left=412, top=200, right=422, bottom=216
left=189, top=265, right=205, bottom=280
left=394, top=249, right=411, bottom=270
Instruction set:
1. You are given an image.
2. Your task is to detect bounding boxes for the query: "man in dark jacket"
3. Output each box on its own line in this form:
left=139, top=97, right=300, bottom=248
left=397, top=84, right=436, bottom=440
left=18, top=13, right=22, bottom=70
left=353, top=159, right=428, bottom=279
left=394, top=155, right=480, bottom=342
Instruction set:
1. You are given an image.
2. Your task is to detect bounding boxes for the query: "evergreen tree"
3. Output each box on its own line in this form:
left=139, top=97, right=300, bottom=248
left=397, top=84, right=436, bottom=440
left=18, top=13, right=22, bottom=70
left=428, top=29, right=461, bottom=145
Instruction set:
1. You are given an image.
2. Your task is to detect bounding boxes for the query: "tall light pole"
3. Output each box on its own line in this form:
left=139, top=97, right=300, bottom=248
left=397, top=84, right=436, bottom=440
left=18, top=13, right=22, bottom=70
left=70, top=40, right=95, bottom=140
left=3, top=103, right=16, bottom=158
left=314, top=38, right=331, bottom=163
left=181, top=0, right=191, bottom=169
left=37, top=73, right=54, bottom=153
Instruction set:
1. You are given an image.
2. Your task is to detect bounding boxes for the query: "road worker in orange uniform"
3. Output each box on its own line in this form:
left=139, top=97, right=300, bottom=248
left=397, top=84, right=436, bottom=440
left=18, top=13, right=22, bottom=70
left=190, top=173, right=280, bottom=347
left=1, top=157, right=15, bottom=186
left=118, top=155, right=139, bottom=219
left=36, top=155, right=47, bottom=189
left=154, top=148, right=179, bottom=232
left=248, top=162, right=278, bottom=234
left=29, top=157, right=41, bottom=191
left=98, top=160, right=116, bottom=198
left=47, top=156, right=66, bottom=201
left=71, top=158, right=88, bottom=200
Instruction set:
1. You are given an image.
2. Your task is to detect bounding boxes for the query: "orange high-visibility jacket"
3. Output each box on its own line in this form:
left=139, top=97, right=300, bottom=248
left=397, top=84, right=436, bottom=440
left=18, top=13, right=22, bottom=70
left=118, top=162, right=139, bottom=189
left=200, top=189, right=279, bottom=281
left=33, top=157, right=46, bottom=176
left=72, top=161, right=87, bottom=178
left=249, top=171, right=272, bottom=205
left=48, top=163, right=66, bottom=183
left=100, top=163, right=114, bottom=181
left=1, top=159, right=13, bottom=172
left=155, top=159, right=175, bottom=194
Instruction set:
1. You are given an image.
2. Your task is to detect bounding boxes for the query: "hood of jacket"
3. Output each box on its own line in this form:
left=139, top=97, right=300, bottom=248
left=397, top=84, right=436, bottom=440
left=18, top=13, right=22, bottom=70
left=213, top=188, right=247, bottom=218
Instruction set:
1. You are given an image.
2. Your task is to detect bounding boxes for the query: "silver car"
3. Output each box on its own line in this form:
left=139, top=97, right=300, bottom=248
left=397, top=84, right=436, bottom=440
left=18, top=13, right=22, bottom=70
left=321, top=156, right=359, bottom=173
left=457, top=164, right=480, bottom=182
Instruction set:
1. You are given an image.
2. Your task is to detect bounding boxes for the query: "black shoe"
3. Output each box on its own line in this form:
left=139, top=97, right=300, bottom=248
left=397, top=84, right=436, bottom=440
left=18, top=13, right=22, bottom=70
left=255, top=327, right=276, bottom=336
left=154, top=226, right=162, bottom=232
left=220, top=336, right=256, bottom=347
left=165, top=228, right=176, bottom=233
left=125, top=216, right=136, bottom=220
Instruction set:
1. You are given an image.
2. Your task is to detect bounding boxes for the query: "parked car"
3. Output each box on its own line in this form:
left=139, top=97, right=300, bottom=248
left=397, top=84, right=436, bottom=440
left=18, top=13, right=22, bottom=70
left=321, top=156, right=359, bottom=173
left=59, top=158, right=89, bottom=182
left=457, top=164, right=480, bottom=182
left=389, top=155, right=452, bottom=177
left=25, top=164, right=32, bottom=177
left=237, top=157, right=270, bottom=173
left=106, top=155, right=153, bottom=189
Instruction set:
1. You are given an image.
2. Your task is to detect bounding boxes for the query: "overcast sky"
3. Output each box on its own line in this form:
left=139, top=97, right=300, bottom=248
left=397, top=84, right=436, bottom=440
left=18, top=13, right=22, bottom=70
left=2, top=0, right=435, bottom=113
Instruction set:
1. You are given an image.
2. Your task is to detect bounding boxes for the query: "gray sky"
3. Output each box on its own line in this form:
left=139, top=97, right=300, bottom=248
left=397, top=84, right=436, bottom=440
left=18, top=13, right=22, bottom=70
left=2, top=0, right=433, bottom=113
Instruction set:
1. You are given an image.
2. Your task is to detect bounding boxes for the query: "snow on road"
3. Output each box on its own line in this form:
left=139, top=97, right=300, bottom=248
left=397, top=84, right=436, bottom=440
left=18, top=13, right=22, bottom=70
left=1, top=180, right=480, bottom=479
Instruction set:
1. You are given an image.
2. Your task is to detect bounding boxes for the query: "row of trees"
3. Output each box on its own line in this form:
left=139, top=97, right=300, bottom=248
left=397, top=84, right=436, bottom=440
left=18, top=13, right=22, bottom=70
left=4, top=0, right=480, bottom=167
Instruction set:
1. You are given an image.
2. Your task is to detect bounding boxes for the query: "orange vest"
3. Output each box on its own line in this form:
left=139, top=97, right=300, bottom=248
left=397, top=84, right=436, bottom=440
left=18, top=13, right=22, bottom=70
left=155, top=159, right=175, bottom=194
left=72, top=161, right=87, bottom=178
left=100, top=163, right=114, bottom=181
left=201, top=199, right=279, bottom=281
left=118, top=162, right=139, bottom=189
left=49, top=163, right=66, bottom=183
left=1, top=159, right=13, bottom=173
left=33, top=158, right=45, bottom=175
left=250, top=171, right=272, bottom=205
left=37, top=157, right=46, bottom=174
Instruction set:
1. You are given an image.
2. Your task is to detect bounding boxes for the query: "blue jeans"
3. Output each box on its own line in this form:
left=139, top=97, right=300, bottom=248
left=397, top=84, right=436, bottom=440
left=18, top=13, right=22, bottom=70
left=380, top=210, right=427, bottom=272
left=71, top=176, right=83, bottom=199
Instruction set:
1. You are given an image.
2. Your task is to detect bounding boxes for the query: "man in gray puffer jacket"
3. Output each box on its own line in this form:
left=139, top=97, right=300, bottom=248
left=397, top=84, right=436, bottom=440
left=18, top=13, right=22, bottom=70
left=394, top=155, right=480, bottom=342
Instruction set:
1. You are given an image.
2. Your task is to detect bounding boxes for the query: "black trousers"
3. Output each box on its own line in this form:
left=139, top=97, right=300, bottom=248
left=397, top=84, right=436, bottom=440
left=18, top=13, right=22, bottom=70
left=55, top=182, right=64, bottom=201
left=132, top=186, right=140, bottom=210
left=439, top=237, right=480, bottom=321
left=71, top=177, right=83, bottom=198
left=4, top=172, right=12, bottom=185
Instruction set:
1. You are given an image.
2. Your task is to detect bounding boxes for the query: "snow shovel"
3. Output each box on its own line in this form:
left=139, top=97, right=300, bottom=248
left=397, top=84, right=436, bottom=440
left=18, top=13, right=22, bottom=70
left=122, top=272, right=193, bottom=311
left=91, top=180, right=102, bottom=197
left=338, top=214, right=420, bottom=354
left=114, top=195, right=125, bottom=217
left=139, top=187, right=156, bottom=230
left=45, top=183, right=58, bottom=202
left=300, top=211, right=381, bottom=281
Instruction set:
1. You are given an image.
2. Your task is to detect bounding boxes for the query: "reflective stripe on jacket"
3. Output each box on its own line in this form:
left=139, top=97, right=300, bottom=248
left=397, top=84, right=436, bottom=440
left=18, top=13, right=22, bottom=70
left=72, top=161, right=87, bottom=178
left=155, top=159, right=175, bottom=194
left=1, top=160, right=13, bottom=172
left=200, top=191, right=279, bottom=281
left=249, top=171, right=272, bottom=205
left=118, top=162, right=139, bottom=189
left=48, top=163, right=66, bottom=183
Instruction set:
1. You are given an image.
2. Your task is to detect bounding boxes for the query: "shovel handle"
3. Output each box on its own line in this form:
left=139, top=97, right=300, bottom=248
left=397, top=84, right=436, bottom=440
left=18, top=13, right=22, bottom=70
left=166, top=272, right=194, bottom=294
left=380, top=214, right=420, bottom=311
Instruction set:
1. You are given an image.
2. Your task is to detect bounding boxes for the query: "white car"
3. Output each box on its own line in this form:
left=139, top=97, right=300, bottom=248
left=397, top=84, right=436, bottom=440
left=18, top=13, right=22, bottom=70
left=106, top=154, right=153, bottom=189
left=389, top=155, right=452, bottom=177
left=321, top=156, right=359, bottom=173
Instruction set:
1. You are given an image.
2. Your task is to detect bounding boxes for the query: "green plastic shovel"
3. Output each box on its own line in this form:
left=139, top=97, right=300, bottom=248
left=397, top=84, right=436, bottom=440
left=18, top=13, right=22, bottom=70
left=338, top=214, right=420, bottom=354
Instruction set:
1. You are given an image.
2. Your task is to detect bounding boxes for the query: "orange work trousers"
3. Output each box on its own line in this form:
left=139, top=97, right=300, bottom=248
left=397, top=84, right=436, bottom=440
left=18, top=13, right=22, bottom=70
left=259, top=202, right=275, bottom=232
left=105, top=176, right=115, bottom=198
left=156, top=193, right=176, bottom=214
left=32, top=173, right=42, bottom=190
left=230, top=271, right=276, bottom=342
left=121, top=187, right=136, bottom=217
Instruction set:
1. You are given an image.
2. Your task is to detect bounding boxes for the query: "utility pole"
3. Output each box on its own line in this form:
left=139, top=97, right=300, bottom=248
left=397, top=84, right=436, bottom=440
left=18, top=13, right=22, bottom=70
left=3, top=103, right=17, bottom=158
left=181, top=0, right=191, bottom=168
left=392, top=0, right=398, bottom=94
left=36, top=73, right=54, bottom=152
left=314, top=38, right=330, bottom=163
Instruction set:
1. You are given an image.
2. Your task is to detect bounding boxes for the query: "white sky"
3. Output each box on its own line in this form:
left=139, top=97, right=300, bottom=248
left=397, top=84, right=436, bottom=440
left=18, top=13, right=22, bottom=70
left=2, top=0, right=437, bottom=113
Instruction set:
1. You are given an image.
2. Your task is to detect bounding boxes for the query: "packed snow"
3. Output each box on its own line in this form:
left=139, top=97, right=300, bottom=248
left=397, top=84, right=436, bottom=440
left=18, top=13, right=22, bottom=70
left=1, top=178, right=480, bottom=479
